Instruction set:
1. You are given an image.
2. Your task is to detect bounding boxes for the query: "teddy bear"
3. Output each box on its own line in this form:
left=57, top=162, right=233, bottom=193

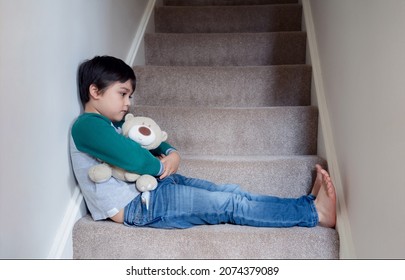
left=88, top=113, right=168, bottom=207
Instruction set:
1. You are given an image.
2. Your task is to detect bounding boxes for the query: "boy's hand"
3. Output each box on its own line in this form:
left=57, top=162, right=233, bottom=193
left=159, top=151, right=181, bottom=179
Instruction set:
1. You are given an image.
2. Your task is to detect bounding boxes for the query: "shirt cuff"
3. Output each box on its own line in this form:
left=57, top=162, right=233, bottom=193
left=157, top=162, right=164, bottom=176
left=165, top=148, right=177, bottom=155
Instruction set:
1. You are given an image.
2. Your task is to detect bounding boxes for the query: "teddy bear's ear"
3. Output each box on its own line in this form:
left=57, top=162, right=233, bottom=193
left=161, top=131, right=168, bottom=142
left=125, top=113, right=134, bottom=121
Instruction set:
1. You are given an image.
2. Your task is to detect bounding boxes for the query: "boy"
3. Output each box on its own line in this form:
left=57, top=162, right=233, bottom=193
left=70, top=55, right=336, bottom=229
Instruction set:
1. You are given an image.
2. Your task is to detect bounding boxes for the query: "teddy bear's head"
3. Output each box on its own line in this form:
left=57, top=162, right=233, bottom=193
left=122, top=114, right=168, bottom=150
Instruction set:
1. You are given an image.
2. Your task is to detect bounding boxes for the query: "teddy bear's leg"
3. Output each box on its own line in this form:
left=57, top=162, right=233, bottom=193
left=135, top=175, right=158, bottom=192
left=124, top=172, right=141, bottom=182
left=111, top=166, right=140, bottom=182
left=88, top=163, right=112, bottom=183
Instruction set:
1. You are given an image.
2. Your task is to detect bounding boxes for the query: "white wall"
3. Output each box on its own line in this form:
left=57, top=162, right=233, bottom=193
left=0, top=0, right=149, bottom=259
left=309, top=0, right=405, bottom=258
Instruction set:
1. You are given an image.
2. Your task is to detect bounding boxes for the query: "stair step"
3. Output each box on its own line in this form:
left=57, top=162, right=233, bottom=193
left=131, top=106, right=318, bottom=156
left=134, top=65, right=312, bottom=107
left=155, top=4, right=302, bottom=33
left=163, top=0, right=298, bottom=6
left=145, top=32, right=307, bottom=66
left=179, top=155, right=326, bottom=197
left=73, top=215, right=339, bottom=259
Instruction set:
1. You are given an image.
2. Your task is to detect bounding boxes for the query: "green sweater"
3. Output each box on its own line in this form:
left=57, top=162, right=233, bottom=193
left=71, top=113, right=175, bottom=176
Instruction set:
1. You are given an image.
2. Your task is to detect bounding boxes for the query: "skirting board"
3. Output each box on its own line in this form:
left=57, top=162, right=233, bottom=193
left=126, top=0, right=156, bottom=66
left=301, top=0, right=356, bottom=258
left=47, top=187, right=85, bottom=259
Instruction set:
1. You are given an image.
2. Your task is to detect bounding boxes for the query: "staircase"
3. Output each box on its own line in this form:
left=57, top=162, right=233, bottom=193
left=73, top=0, right=339, bottom=259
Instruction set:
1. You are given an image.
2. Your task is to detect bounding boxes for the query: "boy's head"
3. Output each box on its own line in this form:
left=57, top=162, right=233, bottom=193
left=77, top=56, right=136, bottom=108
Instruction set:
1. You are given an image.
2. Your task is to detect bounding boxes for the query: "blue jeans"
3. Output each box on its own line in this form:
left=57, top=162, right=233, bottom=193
left=124, top=174, right=318, bottom=228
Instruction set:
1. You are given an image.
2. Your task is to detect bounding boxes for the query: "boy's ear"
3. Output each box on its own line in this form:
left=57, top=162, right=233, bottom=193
left=89, top=84, right=101, bottom=99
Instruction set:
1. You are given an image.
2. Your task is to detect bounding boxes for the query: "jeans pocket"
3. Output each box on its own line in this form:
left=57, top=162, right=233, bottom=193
left=124, top=194, right=165, bottom=227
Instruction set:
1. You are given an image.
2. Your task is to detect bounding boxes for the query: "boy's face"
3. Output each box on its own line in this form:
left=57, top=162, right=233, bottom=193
left=89, top=80, right=133, bottom=122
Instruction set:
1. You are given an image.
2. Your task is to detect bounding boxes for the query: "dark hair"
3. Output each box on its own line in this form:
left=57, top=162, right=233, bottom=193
left=77, top=56, right=136, bottom=107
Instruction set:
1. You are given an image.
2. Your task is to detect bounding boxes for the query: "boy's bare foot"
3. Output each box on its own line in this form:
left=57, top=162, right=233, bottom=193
left=311, top=164, right=324, bottom=196
left=314, top=168, right=336, bottom=228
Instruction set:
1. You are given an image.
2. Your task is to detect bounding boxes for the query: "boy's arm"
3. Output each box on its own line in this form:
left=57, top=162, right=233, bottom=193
left=72, top=114, right=164, bottom=176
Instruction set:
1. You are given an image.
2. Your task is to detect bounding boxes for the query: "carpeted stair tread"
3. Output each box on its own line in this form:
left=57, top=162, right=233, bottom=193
left=145, top=32, right=307, bottom=66
left=179, top=155, right=326, bottom=197
left=73, top=215, right=339, bottom=259
left=132, top=106, right=318, bottom=156
left=163, top=0, right=298, bottom=6
left=134, top=65, right=312, bottom=107
left=155, top=4, right=302, bottom=33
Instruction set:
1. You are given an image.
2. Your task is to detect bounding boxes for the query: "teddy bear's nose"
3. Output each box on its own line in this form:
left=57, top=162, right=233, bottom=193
left=138, top=126, right=151, bottom=136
